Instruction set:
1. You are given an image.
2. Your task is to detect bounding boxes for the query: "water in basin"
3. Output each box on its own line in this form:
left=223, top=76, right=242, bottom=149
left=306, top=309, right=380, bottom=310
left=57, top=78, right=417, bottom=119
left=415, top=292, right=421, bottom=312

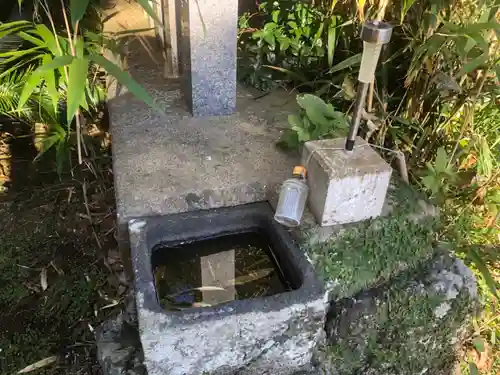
left=152, top=231, right=291, bottom=310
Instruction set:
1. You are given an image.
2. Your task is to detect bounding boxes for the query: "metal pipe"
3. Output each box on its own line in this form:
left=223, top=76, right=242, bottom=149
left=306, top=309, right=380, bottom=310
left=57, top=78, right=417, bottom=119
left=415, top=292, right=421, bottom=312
left=345, top=82, right=369, bottom=151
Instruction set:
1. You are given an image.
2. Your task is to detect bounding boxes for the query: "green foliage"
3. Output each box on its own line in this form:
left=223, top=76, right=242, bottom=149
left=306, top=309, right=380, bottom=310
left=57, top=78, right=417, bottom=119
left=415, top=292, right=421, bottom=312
left=238, top=1, right=354, bottom=91
left=421, top=147, right=458, bottom=202
left=239, top=1, right=499, bottom=370
left=278, top=93, right=348, bottom=150
left=0, top=0, right=163, bottom=172
left=0, top=69, right=55, bottom=123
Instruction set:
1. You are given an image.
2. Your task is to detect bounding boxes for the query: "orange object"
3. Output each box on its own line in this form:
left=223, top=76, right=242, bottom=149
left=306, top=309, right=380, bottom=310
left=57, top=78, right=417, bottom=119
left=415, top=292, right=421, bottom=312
left=292, top=165, right=307, bottom=178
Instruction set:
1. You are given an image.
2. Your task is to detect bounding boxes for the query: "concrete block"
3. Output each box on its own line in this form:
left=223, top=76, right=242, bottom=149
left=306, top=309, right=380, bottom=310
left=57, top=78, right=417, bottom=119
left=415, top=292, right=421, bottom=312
left=302, top=137, right=392, bottom=226
left=128, top=203, right=327, bottom=375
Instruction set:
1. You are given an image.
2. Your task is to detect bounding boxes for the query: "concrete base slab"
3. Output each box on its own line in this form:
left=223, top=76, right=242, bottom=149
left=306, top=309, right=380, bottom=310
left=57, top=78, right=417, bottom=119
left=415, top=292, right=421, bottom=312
left=109, top=71, right=298, bottom=223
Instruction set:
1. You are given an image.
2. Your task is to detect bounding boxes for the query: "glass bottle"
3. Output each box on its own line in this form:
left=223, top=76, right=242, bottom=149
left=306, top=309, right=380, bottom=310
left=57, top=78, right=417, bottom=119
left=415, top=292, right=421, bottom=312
left=274, top=166, right=308, bottom=227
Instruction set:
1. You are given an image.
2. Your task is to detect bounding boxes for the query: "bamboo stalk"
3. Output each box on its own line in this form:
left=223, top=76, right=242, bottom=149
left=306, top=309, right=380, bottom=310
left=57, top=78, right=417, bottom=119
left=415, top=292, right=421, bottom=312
left=59, top=0, right=84, bottom=165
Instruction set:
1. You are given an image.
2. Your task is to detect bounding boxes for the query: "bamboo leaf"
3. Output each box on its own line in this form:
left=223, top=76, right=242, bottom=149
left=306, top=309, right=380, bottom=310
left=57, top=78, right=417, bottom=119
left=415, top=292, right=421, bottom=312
left=17, top=356, right=57, bottom=373
left=469, top=362, right=479, bottom=375
left=107, top=27, right=155, bottom=37
left=356, top=0, right=366, bottom=21
left=262, top=65, right=307, bottom=82
left=89, top=54, right=164, bottom=113
left=457, top=53, right=489, bottom=77
left=33, top=24, right=60, bottom=56
left=458, top=22, right=500, bottom=34
left=401, top=0, right=417, bottom=23
left=37, top=55, right=74, bottom=72
left=472, top=337, right=485, bottom=353
left=55, top=140, right=68, bottom=176
left=0, top=46, right=43, bottom=59
left=35, top=133, right=63, bottom=161
left=70, top=0, right=90, bottom=27
left=18, top=31, right=44, bottom=47
left=80, top=87, right=90, bottom=112
left=74, top=36, right=85, bottom=58
left=228, top=268, right=274, bottom=286
left=0, top=21, right=30, bottom=38
left=327, top=53, right=362, bottom=74
left=18, top=72, right=42, bottom=111
left=40, top=268, right=48, bottom=291
left=327, top=19, right=336, bottom=67
left=66, top=57, right=89, bottom=125
left=468, top=246, right=498, bottom=298
left=42, top=55, right=59, bottom=113
left=466, top=32, right=489, bottom=54
left=167, top=286, right=226, bottom=298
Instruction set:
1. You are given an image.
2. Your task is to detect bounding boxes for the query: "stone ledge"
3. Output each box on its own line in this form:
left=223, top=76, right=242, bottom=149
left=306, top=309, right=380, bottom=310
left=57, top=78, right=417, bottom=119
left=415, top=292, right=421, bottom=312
left=294, top=178, right=440, bottom=300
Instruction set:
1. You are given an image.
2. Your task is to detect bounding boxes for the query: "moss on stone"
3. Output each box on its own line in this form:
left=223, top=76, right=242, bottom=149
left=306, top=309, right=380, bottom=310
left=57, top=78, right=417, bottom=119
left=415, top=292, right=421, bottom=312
left=304, top=178, right=440, bottom=299
left=317, top=254, right=476, bottom=375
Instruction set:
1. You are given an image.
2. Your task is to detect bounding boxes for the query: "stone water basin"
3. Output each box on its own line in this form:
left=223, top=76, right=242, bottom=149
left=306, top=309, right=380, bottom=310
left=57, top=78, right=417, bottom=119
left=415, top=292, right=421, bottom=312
left=128, top=202, right=326, bottom=375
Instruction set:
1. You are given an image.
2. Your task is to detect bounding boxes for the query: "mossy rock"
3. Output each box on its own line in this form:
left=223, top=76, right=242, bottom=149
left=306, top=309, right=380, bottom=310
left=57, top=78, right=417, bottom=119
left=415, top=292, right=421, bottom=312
left=313, top=253, right=477, bottom=375
left=297, top=178, right=440, bottom=300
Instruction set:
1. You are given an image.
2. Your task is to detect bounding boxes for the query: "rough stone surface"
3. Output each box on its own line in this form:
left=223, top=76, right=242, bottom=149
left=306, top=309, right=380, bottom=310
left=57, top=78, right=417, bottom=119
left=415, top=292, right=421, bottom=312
left=129, top=203, right=327, bottom=375
left=302, top=137, right=392, bottom=226
left=314, top=253, right=477, bottom=375
left=109, top=74, right=297, bottom=224
left=96, top=307, right=147, bottom=375
left=179, top=0, right=237, bottom=116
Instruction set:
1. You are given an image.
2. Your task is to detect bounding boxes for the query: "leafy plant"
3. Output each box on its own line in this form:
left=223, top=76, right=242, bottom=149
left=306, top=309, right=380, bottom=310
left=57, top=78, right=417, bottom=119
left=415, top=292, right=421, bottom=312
left=0, top=0, right=163, bottom=171
left=0, top=69, right=55, bottom=124
left=238, top=1, right=353, bottom=91
left=278, top=93, right=348, bottom=150
left=421, top=147, right=458, bottom=201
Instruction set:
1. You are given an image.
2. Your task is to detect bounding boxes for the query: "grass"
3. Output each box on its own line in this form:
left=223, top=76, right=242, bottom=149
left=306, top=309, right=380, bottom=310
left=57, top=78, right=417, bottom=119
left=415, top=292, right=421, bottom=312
left=0, top=163, right=120, bottom=374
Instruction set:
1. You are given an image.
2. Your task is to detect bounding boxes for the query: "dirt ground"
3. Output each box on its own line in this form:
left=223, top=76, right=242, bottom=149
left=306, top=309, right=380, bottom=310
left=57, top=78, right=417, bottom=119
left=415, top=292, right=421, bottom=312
left=0, top=1, right=152, bottom=373
left=0, top=138, right=123, bottom=374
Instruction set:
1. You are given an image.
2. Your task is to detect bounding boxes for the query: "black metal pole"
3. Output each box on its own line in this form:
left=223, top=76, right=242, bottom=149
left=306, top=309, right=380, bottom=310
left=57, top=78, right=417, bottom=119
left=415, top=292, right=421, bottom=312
left=345, top=82, right=370, bottom=151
